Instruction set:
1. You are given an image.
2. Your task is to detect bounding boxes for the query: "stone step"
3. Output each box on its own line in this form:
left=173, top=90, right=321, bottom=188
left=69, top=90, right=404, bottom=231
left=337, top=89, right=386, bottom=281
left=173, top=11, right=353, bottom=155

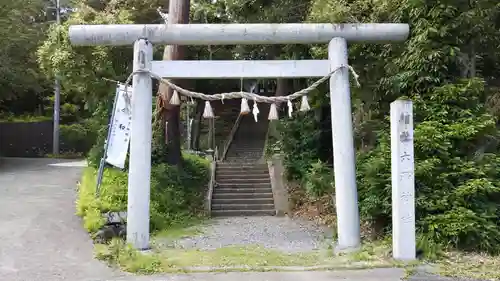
left=236, top=130, right=268, bottom=132
left=216, top=173, right=269, bottom=180
left=211, top=209, right=276, bottom=217
left=227, top=145, right=265, bottom=148
left=218, top=161, right=266, bottom=165
left=226, top=151, right=263, bottom=155
left=217, top=182, right=271, bottom=188
left=226, top=149, right=262, bottom=152
left=227, top=141, right=265, bottom=145
left=227, top=150, right=264, bottom=153
left=212, top=203, right=275, bottom=211
left=228, top=142, right=265, bottom=144
left=215, top=170, right=269, bottom=179
left=217, top=163, right=267, bottom=168
left=224, top=157, right=262, bottom=161
left=217, top=164, right=267, bottom=169
left=216, top=172, right=269, bottom=178
left=225, top=151, right=262, bottom=154
left=229, top=140, right=266, bottom=143
left=216, top=168, right=269, bottom=174
left=216, top=178, right=270, bottom=185
left=213, top=187, right=272, bottom=194
left=212, top=198, right=274, bottom=205
left=212, top=192, right=274, bottom=199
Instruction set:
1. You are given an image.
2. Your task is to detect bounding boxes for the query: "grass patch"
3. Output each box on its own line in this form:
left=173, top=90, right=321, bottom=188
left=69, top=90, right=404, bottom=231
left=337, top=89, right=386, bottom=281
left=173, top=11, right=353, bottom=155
left=436, top=251, right=500, bottom=280
left=94, top=234, right=412, bottom=273
left=46, top=152, right=84, bottom=159
left=156, top=245, right=322, bottom=268
left=154, top=218, right=206, bottom=241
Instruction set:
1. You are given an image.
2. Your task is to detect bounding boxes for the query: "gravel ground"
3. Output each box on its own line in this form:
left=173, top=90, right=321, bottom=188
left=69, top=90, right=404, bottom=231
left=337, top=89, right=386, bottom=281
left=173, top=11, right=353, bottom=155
left=171, top=216, right=332, bottom=253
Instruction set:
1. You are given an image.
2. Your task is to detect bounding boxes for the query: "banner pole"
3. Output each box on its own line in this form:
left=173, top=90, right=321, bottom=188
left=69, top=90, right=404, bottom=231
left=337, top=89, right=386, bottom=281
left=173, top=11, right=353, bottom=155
left=95, top=84, right=122, bottom=197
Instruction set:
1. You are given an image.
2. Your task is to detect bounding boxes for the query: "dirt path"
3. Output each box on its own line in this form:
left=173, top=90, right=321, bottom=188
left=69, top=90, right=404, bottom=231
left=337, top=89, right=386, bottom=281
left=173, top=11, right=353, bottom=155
left=0, top=158, right=125, bottom=281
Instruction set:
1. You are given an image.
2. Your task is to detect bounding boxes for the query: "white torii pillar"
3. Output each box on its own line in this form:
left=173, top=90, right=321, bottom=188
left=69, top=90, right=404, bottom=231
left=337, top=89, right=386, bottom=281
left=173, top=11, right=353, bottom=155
left=69, top=23, right=409, bottom=251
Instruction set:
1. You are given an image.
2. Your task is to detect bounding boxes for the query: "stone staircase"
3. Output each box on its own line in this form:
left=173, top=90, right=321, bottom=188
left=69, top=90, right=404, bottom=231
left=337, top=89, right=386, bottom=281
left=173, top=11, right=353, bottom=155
left=199, top=99, right=240, bottom=153
left=211, top=163, right=275, bottom=216
left=224, top=111, right=268, bottom=162
left=211, top=103, right=275, bottom=217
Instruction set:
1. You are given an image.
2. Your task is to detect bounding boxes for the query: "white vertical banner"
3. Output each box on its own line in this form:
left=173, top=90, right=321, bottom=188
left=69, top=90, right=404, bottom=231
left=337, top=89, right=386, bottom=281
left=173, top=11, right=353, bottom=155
left=105, top=84, right=133, bottom=169
left=390, top=99, right=416, bottom=261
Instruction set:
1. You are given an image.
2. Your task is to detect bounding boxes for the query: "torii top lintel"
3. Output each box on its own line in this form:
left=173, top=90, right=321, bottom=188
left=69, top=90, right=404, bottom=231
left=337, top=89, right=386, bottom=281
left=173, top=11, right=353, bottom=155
left=68, top=23, right=409, bottom=46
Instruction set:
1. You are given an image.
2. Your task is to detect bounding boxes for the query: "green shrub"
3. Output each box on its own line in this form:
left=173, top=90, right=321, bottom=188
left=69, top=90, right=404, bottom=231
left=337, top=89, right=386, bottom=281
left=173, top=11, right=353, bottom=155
left=276, top=111, right=322, bottom=181
left=0, top=114, right=51, bottom=122
left=275, top=78, right=500, bottom=255
left=357, top=78, right=500, bottom=254
left=303, top=160, right=334, bottom=199
left=76, top=152, right=210, bottom=234
left=60, top=121, right=99, bottom=155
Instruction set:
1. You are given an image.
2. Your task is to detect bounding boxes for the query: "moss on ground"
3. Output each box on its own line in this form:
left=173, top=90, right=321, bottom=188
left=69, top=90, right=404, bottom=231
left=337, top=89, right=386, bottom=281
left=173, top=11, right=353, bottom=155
left=93, top=227, right=410, bottom=273
left=92, top=222, right=500, bottom=280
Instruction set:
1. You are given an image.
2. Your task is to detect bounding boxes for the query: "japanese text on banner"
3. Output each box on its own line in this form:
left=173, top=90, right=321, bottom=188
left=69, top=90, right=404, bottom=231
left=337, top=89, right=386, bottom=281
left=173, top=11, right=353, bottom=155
left=105, top=84, right=132, bottom=169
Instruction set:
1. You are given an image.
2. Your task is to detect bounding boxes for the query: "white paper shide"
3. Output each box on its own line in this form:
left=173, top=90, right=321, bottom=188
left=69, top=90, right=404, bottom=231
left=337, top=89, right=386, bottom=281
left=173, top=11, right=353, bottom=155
left=105, top=84, right=132, bottom=169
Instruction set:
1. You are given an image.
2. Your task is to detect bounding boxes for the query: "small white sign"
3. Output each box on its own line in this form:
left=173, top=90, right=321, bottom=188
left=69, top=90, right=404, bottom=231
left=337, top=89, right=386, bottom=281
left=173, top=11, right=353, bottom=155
left=105, top=84, right=132, bottom=169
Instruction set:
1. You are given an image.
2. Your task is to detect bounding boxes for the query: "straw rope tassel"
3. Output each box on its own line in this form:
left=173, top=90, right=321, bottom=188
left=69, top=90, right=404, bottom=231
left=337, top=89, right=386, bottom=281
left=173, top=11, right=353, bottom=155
left=240, top=97, right=250, bottom=115
left=300, top=95, right=310, bottom=111
left=169, top=90, right=181, bottom=105
left=268, top=103, right=279, bottom=120
left=203, top=101, right=214, bottom=118
left=252, top=100, right=259, bottom=122
left=287, top=98, right=293, bottom=118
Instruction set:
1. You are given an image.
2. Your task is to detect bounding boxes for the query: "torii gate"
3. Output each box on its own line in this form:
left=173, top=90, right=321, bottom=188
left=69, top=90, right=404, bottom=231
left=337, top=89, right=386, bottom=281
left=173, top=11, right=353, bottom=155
left=69, top=23, right=409, bottom=254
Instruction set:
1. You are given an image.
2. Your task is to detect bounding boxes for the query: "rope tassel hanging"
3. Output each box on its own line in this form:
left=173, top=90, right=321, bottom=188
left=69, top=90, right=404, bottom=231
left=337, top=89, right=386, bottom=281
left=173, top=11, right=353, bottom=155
left=116, top=64, right=361, bottom=121
left=268, top=103, right=279, bottom=120
left=347, top=65, right=361, bottom=87
left=240, top=97, right=250, bottom=115
left=252, top=100, right=259, bottom=122
left=169, top=90, right=181, bottom=105
left=287, top=98, right=294, bottom=118
left=300, top=95, right=310, bottom=112
left=203, top=101, right=214, bottom=118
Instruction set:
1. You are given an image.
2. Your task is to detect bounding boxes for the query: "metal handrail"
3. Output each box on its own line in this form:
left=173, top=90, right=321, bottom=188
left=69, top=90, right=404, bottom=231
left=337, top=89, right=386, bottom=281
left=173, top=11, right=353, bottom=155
left=205, top=153, right=217, bottom=216
left=221, top=113, right=243, bottom=161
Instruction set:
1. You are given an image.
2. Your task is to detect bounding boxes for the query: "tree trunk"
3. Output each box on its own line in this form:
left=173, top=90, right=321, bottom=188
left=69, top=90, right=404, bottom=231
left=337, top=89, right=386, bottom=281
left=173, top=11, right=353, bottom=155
left=157, top=0, right=191, bottom=165
left=275, top=78, right=290, bottom=118
left=191, top=100, right=204, bottom=150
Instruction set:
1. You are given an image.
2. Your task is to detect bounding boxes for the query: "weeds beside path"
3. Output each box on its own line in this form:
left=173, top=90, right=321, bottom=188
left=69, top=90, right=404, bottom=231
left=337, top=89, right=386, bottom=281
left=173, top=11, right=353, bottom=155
left=95, top=215, right=500, bottom=280
left=95, top=216, right=409, bottom=273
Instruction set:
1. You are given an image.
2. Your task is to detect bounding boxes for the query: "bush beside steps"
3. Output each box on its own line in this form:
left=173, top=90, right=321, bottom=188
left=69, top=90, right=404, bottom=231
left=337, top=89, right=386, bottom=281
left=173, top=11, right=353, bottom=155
left=76, top=152, right=210, bottom=243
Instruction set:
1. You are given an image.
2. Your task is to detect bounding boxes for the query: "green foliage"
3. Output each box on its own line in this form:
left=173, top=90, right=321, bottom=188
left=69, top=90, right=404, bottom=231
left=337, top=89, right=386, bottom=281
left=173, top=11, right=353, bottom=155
left=0, top=114, right=51, bottom=122
left=94, top=238, right=163, bottom=274
left=60, top=120, right=99, bottom=155
left=10, top=0, right=500, bottom=259
left=303, top=160, right=334, bottom=199
left=76, top=153, right=209, bottom=234
left=357, top=78, right=500, bottom=254
left=0, top=0, right=49, bottom=101
left=256, top=0, right=500, bottom=257
left=37, top=4, right=134, bottom=116
left=275, top=111, right=321, bottom=181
